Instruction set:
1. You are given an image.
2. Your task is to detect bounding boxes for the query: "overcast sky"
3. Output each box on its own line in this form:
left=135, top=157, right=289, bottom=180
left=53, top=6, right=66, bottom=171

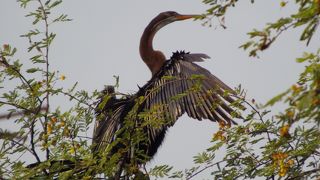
left=1, top=1, right=319, bottom=179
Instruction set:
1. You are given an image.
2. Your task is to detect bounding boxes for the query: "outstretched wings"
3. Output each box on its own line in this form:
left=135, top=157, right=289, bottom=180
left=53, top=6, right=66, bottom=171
left=139, top=51, right=239, bottom=125
left=93, top=51, right=242, bottom=157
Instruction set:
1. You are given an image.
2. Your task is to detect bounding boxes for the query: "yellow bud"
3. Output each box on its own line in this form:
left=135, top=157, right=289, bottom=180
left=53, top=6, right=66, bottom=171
left=218, top=121, right=226, bottom=129
left=63, top=127, right=70, bottom=137
left=280, top=152, right=288, bottom=159
left=272, top=153, right=279, bottom=160
left=279, top=166, right=287, bottom=177
left=280, top=125, right=290, bottom=137
left=60, top=121, right=65, bottom=127
left=213, top=130, right=226, bottom=141
left=286, top=110, right=295, bottom=119
left=69, top=147, right=75, bottom=154
left=287, top=159, right=294, bottom=166
left=60, top=75, right=66, bottom=80
left=291, top=84, right=301, bottom=94
left=51, top=117, right=57, bottom=123
left=47, top=123, right=52, bottom=135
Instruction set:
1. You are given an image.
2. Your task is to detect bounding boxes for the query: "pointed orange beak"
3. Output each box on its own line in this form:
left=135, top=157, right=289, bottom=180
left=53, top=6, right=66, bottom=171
left=175, top=14, right=198, bottom=21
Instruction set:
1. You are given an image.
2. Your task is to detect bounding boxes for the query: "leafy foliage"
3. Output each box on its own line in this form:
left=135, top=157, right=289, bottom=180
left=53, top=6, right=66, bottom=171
left=146, top=0, right=320, bottom=179
left=0, top=0, right=319, bottom=179
left=0, top=0, right=95, bottom=179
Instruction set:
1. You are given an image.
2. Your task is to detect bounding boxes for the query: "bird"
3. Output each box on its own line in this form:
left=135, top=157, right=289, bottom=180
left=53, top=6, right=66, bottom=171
left=92, top=11, right=242, bottom=178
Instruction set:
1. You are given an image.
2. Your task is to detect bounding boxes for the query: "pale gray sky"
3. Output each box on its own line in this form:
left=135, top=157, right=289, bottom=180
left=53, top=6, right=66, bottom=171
left=1, top=1, right=319, bottom=179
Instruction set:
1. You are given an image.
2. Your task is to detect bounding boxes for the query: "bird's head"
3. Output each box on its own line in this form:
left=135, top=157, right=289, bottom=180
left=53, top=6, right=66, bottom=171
left=140, top=11, right=199, bottom=75
left=151, top=11, right=198, bottom=31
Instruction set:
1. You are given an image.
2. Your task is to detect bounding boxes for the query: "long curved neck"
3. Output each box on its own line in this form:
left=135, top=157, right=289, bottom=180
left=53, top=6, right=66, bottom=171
left=140, top=20, right=166, bottom=76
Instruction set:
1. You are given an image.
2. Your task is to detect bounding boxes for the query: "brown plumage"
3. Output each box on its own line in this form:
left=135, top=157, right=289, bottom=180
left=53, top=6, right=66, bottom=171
left=93, top=11, right=243, bottom=178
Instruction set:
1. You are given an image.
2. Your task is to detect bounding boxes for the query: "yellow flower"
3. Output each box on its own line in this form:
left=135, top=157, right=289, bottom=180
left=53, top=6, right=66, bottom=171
left=271, top=152, right=296, bottom=177
left=60, top=120, right=65, bottom=126
left=272, top=152, right=291, bottom=177
left=60, top=74, right=66, bottom=80
left=69, top=147, right=75, bottom=154
left=272, top=152, right=288, bottom=160
left=287, top=159, right=294, bottom=166
left=279, top=166, right=288, bottom=177
left=286, top=110, right=295, bottom=119
left=63, top=127, right=70, bottom=137
left=291, top=84, right=301, bottom=94
left=50, top=117, right=57, bottom=123
left=280, top=125, right=290, bottom=137
left=218, top=121, right=226, bottom=129
left=47, top=123, right=52, bottom=135
left=213, top=130, right=226, bottom=141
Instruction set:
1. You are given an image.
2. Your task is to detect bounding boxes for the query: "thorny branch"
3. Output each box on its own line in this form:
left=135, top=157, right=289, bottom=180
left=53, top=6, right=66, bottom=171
left=238, top=95, right=273, bottom=142
left=186, top=160, right=224, bottom=180
left=0, top=101, right=48, bottom=122
left=37, top=0, right=50, bottom=161
left=60, top=90, right=95, bottom=110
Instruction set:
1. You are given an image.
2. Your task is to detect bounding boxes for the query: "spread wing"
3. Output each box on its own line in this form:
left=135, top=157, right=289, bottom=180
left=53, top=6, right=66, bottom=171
left=138, top=52, right=241, bottom=133
left=92, top=52, right=242, bottom=157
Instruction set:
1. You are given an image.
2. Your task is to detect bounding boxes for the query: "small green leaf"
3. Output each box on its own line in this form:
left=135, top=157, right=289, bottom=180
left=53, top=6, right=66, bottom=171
left=264, top=89, right=290, bottom=107
left=48, top=0, right=62, bottom=8
left=26, top=68, right=40, bottom=73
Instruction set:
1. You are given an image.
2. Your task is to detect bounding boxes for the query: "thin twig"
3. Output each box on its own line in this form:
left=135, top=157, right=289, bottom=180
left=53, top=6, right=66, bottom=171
left=240, top=97, right=273, bottom=142
left=287, top=168, right=320, bottom=180
left=60, top=90, right=95, bottom=109
left=0, top=105, right=47, bottom=120
left=37, top=0, right=50, bottom=161
left=186, top=160, right=223, bottom=180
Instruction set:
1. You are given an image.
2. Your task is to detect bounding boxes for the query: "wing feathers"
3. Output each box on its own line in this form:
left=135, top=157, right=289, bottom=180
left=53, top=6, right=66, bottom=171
left=142, top=53, right=240, bottom=128
left=93, top=52, right=242, bottom=159
left=183, top=53, right=210, bottom=62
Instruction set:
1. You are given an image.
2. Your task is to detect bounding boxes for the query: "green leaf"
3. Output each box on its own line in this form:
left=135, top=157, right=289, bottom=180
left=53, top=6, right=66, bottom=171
left=239, top=41, right=254, bottom=50
left=52, top=14, right=72, bottom=23
left=193, top=152, right=214, bottom=164
left=297, top=91, right=313, bottom=110
left=48, top=0, right=62, bottom=9
left=26, top=68, right=40, bottom=73
left=264, top=89, right=290, bottom=107
left=300, top=19, right=318, bottom=43
left=149, top=165, right=173, bottom=178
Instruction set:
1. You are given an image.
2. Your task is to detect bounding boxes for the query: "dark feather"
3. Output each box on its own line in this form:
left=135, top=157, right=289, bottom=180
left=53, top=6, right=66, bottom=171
left=93, top=51, right=243, bottom=166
